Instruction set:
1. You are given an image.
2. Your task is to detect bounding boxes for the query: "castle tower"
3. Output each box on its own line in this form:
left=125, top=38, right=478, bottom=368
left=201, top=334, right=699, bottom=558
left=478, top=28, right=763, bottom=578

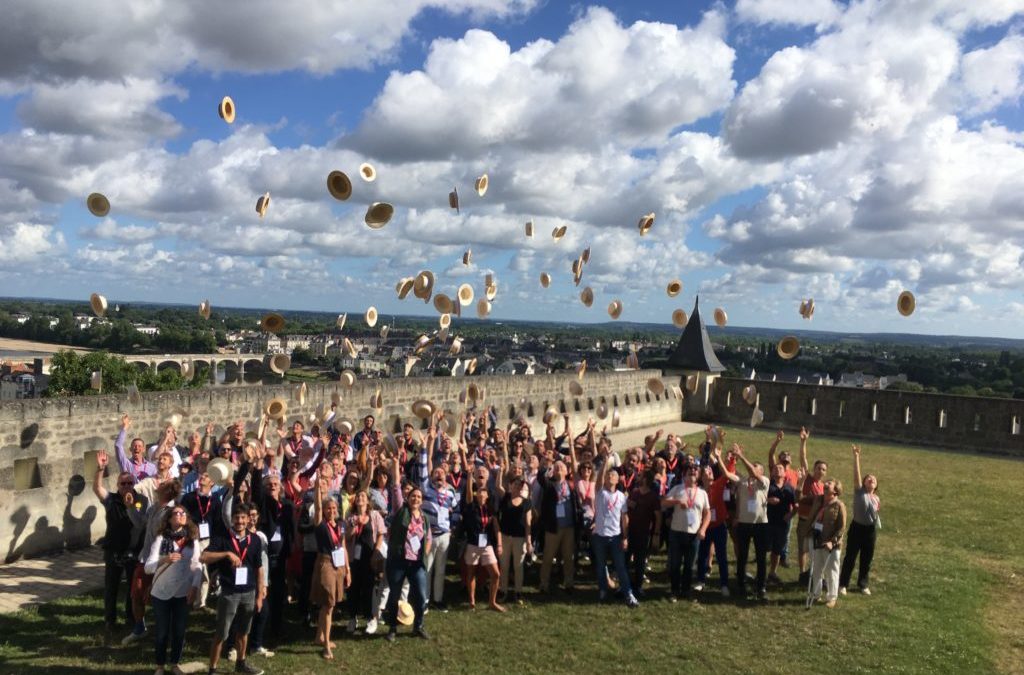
left=665, top=296, right=724, bottom=421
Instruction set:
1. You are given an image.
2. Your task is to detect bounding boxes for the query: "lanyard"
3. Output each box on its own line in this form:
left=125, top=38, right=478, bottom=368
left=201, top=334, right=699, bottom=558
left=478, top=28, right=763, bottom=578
left=351, top=516, right=366, bottom=539
left=604, top=490, right=621, bottom=519
left=327, top=521, right=342, bottom=548
left=558, top=481, right=568, bottom=501
left=622, top=472, right=636, bottom=490
left=450, top=473, right=463, bottom=490
left=230, top=534, right=250, bottom=564
left=479, top=504, right=490, bottom=532
left=666, top=456, right=678, bottom=472
left=580, top=481, right=593, bottom=502
left=197, top=495, right=211, bottom=521
left=685, top=486, right=697, bottom=509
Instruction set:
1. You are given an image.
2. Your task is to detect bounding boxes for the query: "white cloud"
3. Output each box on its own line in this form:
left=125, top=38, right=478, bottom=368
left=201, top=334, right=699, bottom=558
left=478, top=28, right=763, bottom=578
left=962, top=34, right=1024, bottom=114
left=736, top=0, right=841, bottom=28
left=0, top=222, right=66, bottom=265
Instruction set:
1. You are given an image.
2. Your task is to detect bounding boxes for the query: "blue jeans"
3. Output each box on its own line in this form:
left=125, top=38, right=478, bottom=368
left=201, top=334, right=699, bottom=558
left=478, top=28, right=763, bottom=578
left=591, top=534, right=632, bottom=598
left=697, top=523, right=729, bottom=587
left=151, top=595, right=189, bottom=666
left=779, top=517, right=793, bottom=562
left=667, top=530, right=700, bottom=597
left=385, top=559, right=426, bottom=629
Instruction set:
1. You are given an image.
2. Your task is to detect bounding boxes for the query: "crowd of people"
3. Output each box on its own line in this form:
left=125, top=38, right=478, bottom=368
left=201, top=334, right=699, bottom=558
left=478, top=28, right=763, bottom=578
left=94, top=406, right=882, bottom=675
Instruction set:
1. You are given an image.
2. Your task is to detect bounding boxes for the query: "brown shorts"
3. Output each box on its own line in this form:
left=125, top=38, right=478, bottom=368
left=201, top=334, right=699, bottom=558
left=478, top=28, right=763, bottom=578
left=463, top=543, right=497, bottom=567
left=131, top=565, right=153, bottom=603
left=309, top=554, right=346, bottom=607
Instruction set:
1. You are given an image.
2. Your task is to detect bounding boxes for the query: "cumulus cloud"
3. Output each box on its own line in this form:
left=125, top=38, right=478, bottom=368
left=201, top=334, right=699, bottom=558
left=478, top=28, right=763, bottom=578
left=0, top=222, right=66, bottom=266
left=962, top=34, right=1024, bottom=114
left=735, top=0, right=841, bottom=28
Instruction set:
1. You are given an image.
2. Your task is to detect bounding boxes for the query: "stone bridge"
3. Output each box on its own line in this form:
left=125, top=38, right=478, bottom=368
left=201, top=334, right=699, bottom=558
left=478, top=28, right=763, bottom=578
left=119, top=353, right=274, bottom=381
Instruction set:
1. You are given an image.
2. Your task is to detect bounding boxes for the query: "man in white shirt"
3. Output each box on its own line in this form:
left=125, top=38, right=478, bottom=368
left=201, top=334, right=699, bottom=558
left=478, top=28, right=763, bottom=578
left=662, top=464, right=710, bottom=600
left=717, top=444, right=770, bottom=599
left=591, top=447, right=639, bottom=607
left=147, top=425, right=184, bottom=476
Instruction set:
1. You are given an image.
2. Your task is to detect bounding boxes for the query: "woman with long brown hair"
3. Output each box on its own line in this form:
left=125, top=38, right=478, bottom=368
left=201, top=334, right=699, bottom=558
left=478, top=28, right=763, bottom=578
left=310, top=478, right=351, bottom=660
left=344, top=490, right=385, bottom=634
left=840, top=445, right=880, bottom=596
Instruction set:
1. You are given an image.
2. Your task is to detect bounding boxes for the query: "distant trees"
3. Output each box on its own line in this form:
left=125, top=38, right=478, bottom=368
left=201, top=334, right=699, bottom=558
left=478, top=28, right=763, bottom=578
left=45, top=350, right=202, bottom=397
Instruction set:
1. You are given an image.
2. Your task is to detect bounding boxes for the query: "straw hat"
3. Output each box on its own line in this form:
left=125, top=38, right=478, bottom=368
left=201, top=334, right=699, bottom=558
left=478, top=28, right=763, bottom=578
left=568, top=381, right=583, bottom=397
left=261, top=312, right=285, bottom=333
left=370, top=389, right=383, bottom=410
left=341, top=370, right=356, bottom=388
left=433, top=293, right=454, bottom=315
left=552, top=225, right=567, bottom=241
left=327, top=170, right=352, bottom=201
left=449, top=187, right=459, bottom=213
left=343, top=337, right=358, bottom=359
left=462, top=249, right=472, bottom=266
left=90, top=370, right=102, bottom=391
left=540, top=272, right=551, bottom=288
left=449, top=336, right=463, bottom=355
left=611, top=407, right=621, bottom=428
left=396, top=600, right=414, bottom=626
left=580, top=287, right=594, bottom=307
left=465, top=357, right=478, bottom=375
left=647, top=378, right=665, bottom=396
left=359, top=163, right=376, bottom=182
left=577, top=360, right=587, bottom=380
left=330, top=389, right=343, bottom=406
left=638, top=213, right=655, bottom=236
left=365, top=306, right=378, bottom=328
left=365, top=202, right=394, bottom=228
left=581, top=247, right=591, bottom=264
left=485, top=283, right=497, bottom=301
left=412, top=399, right=435, bottom=419
left=742, top=384, right=757, bottom=405
left=164, top=411, right=184, bottom=429
left=485, top=273, right=494, bottom=287
left=671, top=384, right=683, bottom=399
left=198, top=299, right=212, bottom=320
left=672, top=309, right=687, bottom=328
left=542, top=406, right=559, bottom=425
left=414, top=271, right=435, bottom=302
left=269, top=354, right=291, bottom=375
left=685, top=373, right=699, bottom=393
left=180, top=360, right=195, bottom=380
left=336, top=313, right=347, bottom=331
left=256, top=192, right=270, bottom=218
left=335, top=418, right=354, bottom=435
left=607, top=299, right=623, bottom=320
left=265, top=397, right=287, bottom=419
left=525, top=220, right=534, bottom=237
left=293, top=382, right=307, bottom=405
left=799, top=298, right=816, bottom=320
left=667, top=279, right=682, bottom=297
left=87, top=193, right=110, bottom=217
left=217, top=96, right=235, bottom=124
left=207, top=458, right=233, bottom=485
left=476, top=299, right=491, bottom=318
left=380, top=324, right=390, bottom=341
left=750, top=406, right=765, bottom=428
left=777, top=336, right=800, bottom=360
left=713, top=307, right=727, bottom=327
left=396, top=277, right=415, bottom=300
left=466, top=382, right=481, bottom=403
left=90, top=292, right=108, bottom=317
left=897, top=290, right=915, bottom=317
left=596, top=402, right=608, bottom=419
left=126, top=383, right=142, bottom=406
left=453, top=283, right=472, bottom=307
left=626, top=350, right=639, bottom=369
left=475, top=174, right=489, bottom=197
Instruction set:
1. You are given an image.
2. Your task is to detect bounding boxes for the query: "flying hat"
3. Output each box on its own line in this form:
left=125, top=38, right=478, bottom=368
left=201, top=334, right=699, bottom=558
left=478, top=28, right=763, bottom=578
left=256, top=192, right=270, bottom=218
left=294, top=382, right=307, bottom=405
left=685, top=373, right=699, bottom=393
left=463, top=249, right=472, bottom=266
left=713, top=307, right=728, bottom=327
left=217, top=96, right=236, bottom=124
left=365, top=202, right=394, bottom=228
left=581, top=246, right=591, bottom=264
left=265, top=397, right=287, bottom=419
left=87, top=193, right=110, bottom=217
left=466, top=382, right=482, bottom=403
left=626, top=350, right=639, bottom=369
left=449, top=187, right=459, bottom=213
left=90, top=370, right=102, bottom=391
left=465, top=357, right=478, bottom=375
left=336, top=313, right=347, bottom=331
left=476, top=299, right=491, bottom=318
left=542, top=406, right=559, bottom=425
left=370, top=389, right=383, bottom=410
left=552, top=225, right=567, bottom=241
left=343, top=337, right=358, bottom=359
left=335, top=418, right=354, bottom=435
left=475, top=174, right=489, bottom=197
left=485, top=273, right=494, bottom=287
left=90, top=292, right=108, bottom=317
left=261, top=312, right=285, bottom=333
left=568, top=381, right=583, bottom=397
left=525, top=220, right=534, bottom=237
left=596, top=402, right=608, bottom=419
left=540, top=272, right=551, bottom=288
left=612, top=407, right=621, bottom=428
left=667, top=280, right=682, bottom=297
left=164, top=410, right=184, bottom=429
left=750, top=405, right=765, bottom=428
left=671, top=384, right=683, bottom=399
left=777, top=336, right=800, bottom=360
left=434, top=293, right=454, bottom=315
left=269, top=354, right=291, bottom=375
left=341, top=370, right=356, bottom=388
left=180, top=360, right=195, bottom=380
left=359, top=163, right=376, bottom=182
left=380, top=324, right=390, bottom=341
left=414, top=271, right=435, bottom=302
left=485, top=283, right=497, bottom=301
left=199, top=299, right=212, bottom=320
left=412, top=399, right=435, bottom=419
left=897, top=290, right=916, bottom=317
left=413, top=335, right=432, bottom=355
left=799, top=298, right=816, bottom=320
left=396, top=278, right=415, bottom=300
left=742, top=384, right=757, bottom=405
left=638, top=213, right=655, bottom=236
left=672, top=309, right=687, bottom=328
left=126, top=383, right=142, bottom=406
left=647, top=378, right=665, bottom=396
left=577, top=360, right=587, bottom=380
left=457, top=284, right=474, bottom=306
left=331, top=390, right=343, bottom=406
left=580, top=287, right=594, bottom=307
left=365, top=306, right=378, bottom=328
left=396, top=600, right=414, bottom=626
left=207, top=458, right=233, bottom=485
left=327, top=170, right=352, bottom=201
left=449, top=337, right=463, bottom=355
left=608, top=299, right=623, bottom=320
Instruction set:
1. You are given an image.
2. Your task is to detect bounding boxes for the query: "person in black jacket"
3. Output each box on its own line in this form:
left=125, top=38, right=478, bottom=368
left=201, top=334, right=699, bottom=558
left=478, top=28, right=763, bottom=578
left=538, top=416, right=581, bottom=593
left=180, top=470, right=224, bottom=608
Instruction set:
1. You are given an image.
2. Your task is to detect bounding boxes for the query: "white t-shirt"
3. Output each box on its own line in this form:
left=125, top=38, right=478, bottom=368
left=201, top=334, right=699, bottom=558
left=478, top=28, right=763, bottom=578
left=592, top=488, right=627, bottom=537
left=667, top=484, right=709, bottom=534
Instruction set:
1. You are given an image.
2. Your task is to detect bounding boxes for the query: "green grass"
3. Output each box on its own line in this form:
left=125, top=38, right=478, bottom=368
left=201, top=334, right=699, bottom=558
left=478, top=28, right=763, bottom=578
left=1, top=428, right=1022, bottom=675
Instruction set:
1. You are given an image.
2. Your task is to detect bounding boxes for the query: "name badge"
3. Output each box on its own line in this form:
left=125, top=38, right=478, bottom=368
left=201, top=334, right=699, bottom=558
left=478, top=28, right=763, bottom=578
left=331, top=547, right=346, bottom=568
left=477, top=534, right=488, bottom=548
left=271, top=527, right=282, bottom=542
left=198, top=522, right=210, bottom=540
left=686, top=510, right=700, bottom=528
left=746, top=499, right=758, bottom=513
left=710, top=508, right=717, bottom=522
left=407, top=535, right=421, bottom=553
left=813, top=522, right=824, bottom=532
left=353, top=544, right=362, bottom=561
left=556, top=503, right=567, bottom=519
left=436, top=508, right=450, bottom=530
left=234, top=567, right=248, bottom=586
left=723, top=489, right=731, bottom=501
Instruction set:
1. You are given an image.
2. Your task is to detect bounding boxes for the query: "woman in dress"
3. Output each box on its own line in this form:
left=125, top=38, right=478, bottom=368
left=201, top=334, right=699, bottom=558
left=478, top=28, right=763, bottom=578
left=310, top=478, right=350, bottom=659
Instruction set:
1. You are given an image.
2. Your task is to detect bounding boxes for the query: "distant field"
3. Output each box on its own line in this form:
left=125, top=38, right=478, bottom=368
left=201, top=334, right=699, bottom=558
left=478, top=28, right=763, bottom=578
left=0, top=428, right=1021, bottom=674
left=0, top=338, right=92, bottom=355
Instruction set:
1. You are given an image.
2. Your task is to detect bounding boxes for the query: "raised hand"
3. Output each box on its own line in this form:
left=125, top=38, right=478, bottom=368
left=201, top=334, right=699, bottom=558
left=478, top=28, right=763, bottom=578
left=732, top=443, right=743, bottom=457
left=799, top=427, right=809, bottom=442
left=852, top=444, right=860, bottom=457
left=121, top=414, right=131, bottom=430
left=206, top=422, right=214, bottom=436
left=96, top=450, right=109, bottom=468
left=776, top=429, right=784, bottom=442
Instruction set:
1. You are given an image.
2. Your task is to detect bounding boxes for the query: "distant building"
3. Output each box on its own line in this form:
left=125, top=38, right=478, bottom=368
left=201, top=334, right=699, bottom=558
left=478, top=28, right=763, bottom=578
left=495, top=358, right=536, bottom=375
left=133, top=324, right=160, bottom=336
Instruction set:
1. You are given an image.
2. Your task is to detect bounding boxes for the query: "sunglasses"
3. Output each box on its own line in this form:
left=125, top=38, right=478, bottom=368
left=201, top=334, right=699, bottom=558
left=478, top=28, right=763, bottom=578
left=118, top=481, right=134, bottom=486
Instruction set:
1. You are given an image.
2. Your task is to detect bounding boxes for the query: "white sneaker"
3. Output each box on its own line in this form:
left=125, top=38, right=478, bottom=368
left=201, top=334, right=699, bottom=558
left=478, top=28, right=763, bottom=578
left=253, top=646, right=275, bottom=658
left=121, top=630, right=146, bottom=646
left=720, top=586, right=730, bottom=598
left=347, top=618, right=358, bottom=633
left=226, top=647, right=237, bottom=662
left=839, top=587, right=848, bottom=596
left=693, top=582, right=704, bottom=592
left=364, top=618, right=378, bottom=635
left=861, top=587, right=871, bottom=596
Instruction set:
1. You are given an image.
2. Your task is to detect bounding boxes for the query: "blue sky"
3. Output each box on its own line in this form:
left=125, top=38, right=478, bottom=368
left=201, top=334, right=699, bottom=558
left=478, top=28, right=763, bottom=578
left=2, top=0, right=1024, bottom=337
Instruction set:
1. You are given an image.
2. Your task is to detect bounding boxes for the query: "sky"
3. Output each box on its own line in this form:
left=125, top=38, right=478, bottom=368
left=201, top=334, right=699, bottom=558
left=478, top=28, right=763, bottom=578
left=2, top=0, right=1024, bottom=337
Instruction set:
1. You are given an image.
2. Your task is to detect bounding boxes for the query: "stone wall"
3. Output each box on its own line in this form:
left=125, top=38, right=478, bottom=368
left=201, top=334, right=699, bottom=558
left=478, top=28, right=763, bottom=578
left=702, top=377, right=1024, bottom=456
left=0, top=370, right=683, bottom=560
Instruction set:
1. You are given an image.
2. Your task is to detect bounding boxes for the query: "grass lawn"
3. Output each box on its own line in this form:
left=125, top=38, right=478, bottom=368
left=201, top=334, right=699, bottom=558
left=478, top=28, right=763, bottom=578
left=1, top=428, right=1022, bottom=674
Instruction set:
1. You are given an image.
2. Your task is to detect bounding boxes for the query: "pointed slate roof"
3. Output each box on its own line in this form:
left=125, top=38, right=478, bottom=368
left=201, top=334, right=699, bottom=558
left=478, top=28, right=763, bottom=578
left=667, top=296, right=725, bottom=372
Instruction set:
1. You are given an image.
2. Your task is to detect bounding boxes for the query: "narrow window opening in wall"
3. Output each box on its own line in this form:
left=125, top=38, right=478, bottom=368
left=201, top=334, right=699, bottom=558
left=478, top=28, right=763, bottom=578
left=14, top=457, right=42, bottom=490
left=726, top=391, right=732, bottom=407
left=527, top=403, right=535, bottom=417
left=1012, top=415, right=1021, bottom=435
left=587, top=398, right=594, bottom=411
left=938, top=410, right=948, bottom=429
left=974, top=413, right=982, bottom=432
left=646, top=393, right=652, bottom=403
left=810, top=398, right=817, bottom=416
left=612, top=395, right=619, bottom=407
left=780, top=395, right=788, bottom=414
left=904, top=406, right=912, bottom=425
left=838, top=401, right=846, bottom=418
left=573, top=400, right=581, bottom=412
left=559, top=400, right=568, bottom=414
left=83, top=450, right=101, bottom=480
left=871, top=403, right=878, bottom=422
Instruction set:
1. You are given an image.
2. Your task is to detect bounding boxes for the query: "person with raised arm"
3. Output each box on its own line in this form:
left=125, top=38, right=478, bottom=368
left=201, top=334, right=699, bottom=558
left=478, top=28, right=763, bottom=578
left=696, top=455, right=731, bottom=597
left=717, top=443, right=770, bottom=600
left=767, top=429, right=799, bottom=568
left=383, top=448, right=432, bottom=641
left=839, top=445, right=880, bottom=596
left=420, top=414, right=459, bottom=611
left=807, top=477, right=847, bottom=609
left=590, top=443, right=639, bottom=607
left=626, top=469, right=661, bottom=597
left=496, top=467, right=532, bottom=604
left=766, top=460, right=797, bottom=585
left=114, top=415, right=156, bottom=482
left=345, top=489, right=385, bottom=633
left=662, top=459, right=709, bottom=601
left=180, top=468, right=223, bottom=609
left=459, top=434, right=505, bottom=612
left=538, top=414, right=580, bottom=595
left=796, top=427, right=827, bottom=586
left=310, top=477, right=350, bottom=659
